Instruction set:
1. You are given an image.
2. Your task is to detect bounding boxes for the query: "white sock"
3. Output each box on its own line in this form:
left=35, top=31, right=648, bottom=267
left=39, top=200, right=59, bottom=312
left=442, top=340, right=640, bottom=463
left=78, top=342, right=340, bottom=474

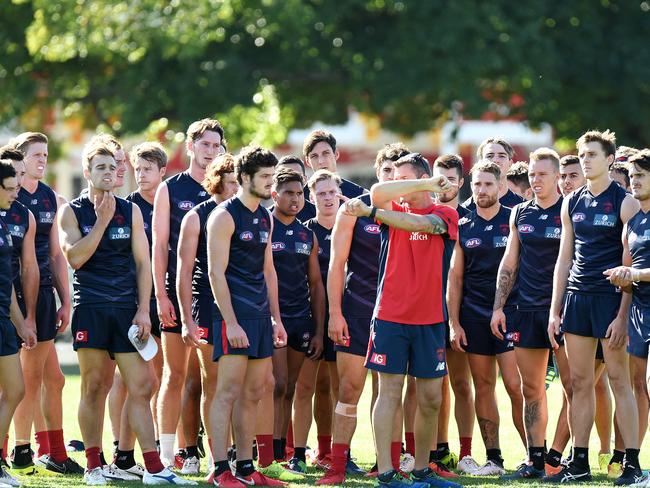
left=159, top=434, right=176, bottom=465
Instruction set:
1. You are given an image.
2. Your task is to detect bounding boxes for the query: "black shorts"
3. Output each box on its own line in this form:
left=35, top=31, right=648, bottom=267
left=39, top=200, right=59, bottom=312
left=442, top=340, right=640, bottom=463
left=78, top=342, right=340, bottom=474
left=515, top=310, right=564, bottom=349
left=191, top=294, right=216, bottom=345
left=562, top=292, right=621, bottom=339
left=18, top=287, right=57, bottom=342
left=71, top=306, right=138, bottom=354
left=283, top=317, right=314, bottom=354
left=627, top=303, right=650, bottom=359
left=462, top=309, right=518, bottom=356
left=160, top=291, right=183, bottom=334
left=149, top=298, right=160, bottom=338
left=334, top=316, right=371, bottom=357
left=0, top=318, right=19, bottom=357
left=212, top=317, right=274, bottom=361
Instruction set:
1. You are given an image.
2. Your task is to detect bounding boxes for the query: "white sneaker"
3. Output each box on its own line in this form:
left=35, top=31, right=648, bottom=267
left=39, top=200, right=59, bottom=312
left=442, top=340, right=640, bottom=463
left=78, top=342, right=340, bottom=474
left=399, top=453, right=415, bottom=473
left=0, top=467, right=20, bottom=487
left=33, top=455, right=49, bottom=469
left=457, top=455, right=480, bottom=474
left=143, top=467, right=198, bottom=485
left=472, top=460, right=506, bottom=476
left=630, top=473, right=650, bottom=487
left=180, top=456, right=200, bottom=475
left=84, top=467, right=107, bottom=486
left=102, top=464, right=140, bottom=481
left=124, top=463, right=145, bottom=478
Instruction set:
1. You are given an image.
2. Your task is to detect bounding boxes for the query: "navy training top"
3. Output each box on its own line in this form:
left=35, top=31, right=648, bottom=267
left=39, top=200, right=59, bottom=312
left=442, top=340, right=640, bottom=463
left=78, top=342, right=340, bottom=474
left=463, top=188, right=524, bottom=212
left=0, top=201, right=30, bottom=294
left=0, top=218, right=14, bottom=319
left=627, top=209, right=650, bottom=307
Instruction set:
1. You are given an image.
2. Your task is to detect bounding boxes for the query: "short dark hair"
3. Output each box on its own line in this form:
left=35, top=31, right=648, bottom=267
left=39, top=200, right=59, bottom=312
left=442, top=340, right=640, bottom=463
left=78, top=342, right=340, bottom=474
left=0, top=159, right=17, bottom=185
left=375, top=143, right=410, bottom=169
left=203, top=153, right=235, bottom=195
left=0, top=146, right=24, bottom=162
left=130, top=141, right=168, bottom=170
left=303, top=130, right=337, bottom=158
left=506, top=162, right=530, bottom=192
left=273, top=167, right=304, bottom=191
left=576, top=129, right=616, bottom=158
left=434, top=154, right=464, bottom=179
left=10, top=132, right=48, bottom=154
left=235, top=145, right=278, bottom=185
left=471, top=161, right=501, bottom=181
left=278, top=155, right=306, bottom=175
left=82, top=142, right=114, bottom=172
left=629, top=149, right=650, bottom=173
left=186, top=118, right=225, bottom=142
left=476, top=137, right=514, bottom=160
left=560, top=155, right=580, bottom=167
left=393, top=153, right=432, bottom=178
left=610, top=162, right=630, bottom=187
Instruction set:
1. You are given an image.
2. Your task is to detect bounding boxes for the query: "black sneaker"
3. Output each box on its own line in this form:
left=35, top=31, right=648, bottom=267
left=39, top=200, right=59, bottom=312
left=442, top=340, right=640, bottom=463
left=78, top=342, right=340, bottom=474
left=614, top=464, right=645, bottom=486
left=543, top=464, right=592, bottom=483
left=502, top=463, right=545, bottom=480
left=45, top=456, right=85, bottom=475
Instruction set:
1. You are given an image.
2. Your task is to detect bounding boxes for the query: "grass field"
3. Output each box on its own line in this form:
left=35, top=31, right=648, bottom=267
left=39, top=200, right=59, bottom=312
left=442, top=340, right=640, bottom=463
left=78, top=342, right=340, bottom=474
left=8, top=371, right=647, bottom=487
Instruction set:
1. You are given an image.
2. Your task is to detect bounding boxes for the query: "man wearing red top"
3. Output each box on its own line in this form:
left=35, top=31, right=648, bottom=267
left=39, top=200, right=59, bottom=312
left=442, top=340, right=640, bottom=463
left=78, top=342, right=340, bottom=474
left=343, top=153, right=459, bottom=488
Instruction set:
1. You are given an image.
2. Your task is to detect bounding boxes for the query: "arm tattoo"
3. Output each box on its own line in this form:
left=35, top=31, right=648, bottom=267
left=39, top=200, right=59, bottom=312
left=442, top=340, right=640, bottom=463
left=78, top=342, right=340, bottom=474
left=493, top=266, right=517, bottom=310
left=477, top=417, right=500, bottom=449
left=524, top=400, right=541, bottom=446
left=424, top=214, right=448, bottom=235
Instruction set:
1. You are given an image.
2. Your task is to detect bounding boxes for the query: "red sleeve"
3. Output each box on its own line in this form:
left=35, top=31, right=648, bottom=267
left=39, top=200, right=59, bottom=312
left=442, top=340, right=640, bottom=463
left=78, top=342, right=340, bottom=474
left=391, top=200, right=406, bottom=212
left=431, top=205, right=459, bottom=240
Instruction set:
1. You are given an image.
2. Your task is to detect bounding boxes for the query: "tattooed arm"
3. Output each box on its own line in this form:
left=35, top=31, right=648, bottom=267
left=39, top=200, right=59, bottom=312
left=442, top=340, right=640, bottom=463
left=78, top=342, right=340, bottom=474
left=490, top=209, right=520, bottom=339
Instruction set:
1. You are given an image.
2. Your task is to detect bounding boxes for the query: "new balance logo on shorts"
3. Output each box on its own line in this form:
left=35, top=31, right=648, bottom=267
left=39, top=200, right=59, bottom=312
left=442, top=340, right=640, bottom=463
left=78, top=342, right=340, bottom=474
left=369, top=353, right=386, bottom=365
left=435, top=362, right=446, bottom=371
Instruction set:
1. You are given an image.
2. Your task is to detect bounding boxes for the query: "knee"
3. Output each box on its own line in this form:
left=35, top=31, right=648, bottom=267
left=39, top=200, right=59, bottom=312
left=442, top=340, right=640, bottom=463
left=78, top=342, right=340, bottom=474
left=337, top=379, right=362, bottom=405
left=450, top=377, right=473, bottom=400
left=417, top=388, right=442, bottom=415
left=521, top=380, right=543, bottom=401
left=274, top=374, right=288, bottom=400
left=5, top=381, right=25, bottom=407
left=184, top=373, right=202, bottom=397
left=633, top=372, right=648, bottom=396
left=82, top=375, right=108, bottom=401
left=162, top=366, right=186, bottom=391
left=572, top=373, right=594, bottom=394
left=45, top=368, right=65, bottom=391
left=473, top=376, right=496, bottom=398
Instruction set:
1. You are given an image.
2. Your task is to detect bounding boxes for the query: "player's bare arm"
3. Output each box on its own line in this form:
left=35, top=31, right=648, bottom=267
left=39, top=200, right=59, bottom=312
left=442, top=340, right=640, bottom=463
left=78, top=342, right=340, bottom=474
left=447, top=239, right=467, bottom=352
left=20, top=210, right=39, bottom=333
left=131, top=204, right=153, bottom=340
left=307, top=236, right=325, bottom=358
left=605, top=225, right=636, bottom=292
left=344, top=197, right=448, bottom=234
left=50, top=193, right=72, bottom=331
left=491, top=209, right=521, bottom=339
left=176, top=211, right=201, bottom=347
left=152, top=181, right=176, bottom=328
left=327, top=207, right=354, bottom=346
left=263, top=215, right=287, bottom=347
left=370, top=175, right=451, bottom=210
left=207, top=208, right=249, bottom=348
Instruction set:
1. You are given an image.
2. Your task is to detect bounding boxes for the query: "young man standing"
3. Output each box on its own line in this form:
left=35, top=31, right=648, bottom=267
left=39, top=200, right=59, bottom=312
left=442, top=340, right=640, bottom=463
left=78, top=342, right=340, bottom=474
left=153, top=119, right=222, bottom=467
left=506, top=162, right=533, bottom=200
left=547, top=130, right=641, bottom=484
left=206, top=146, right=287, bottom=487
left=345, top=152, right=460, bottom=488
left=58, top=141, right=194, bottom=486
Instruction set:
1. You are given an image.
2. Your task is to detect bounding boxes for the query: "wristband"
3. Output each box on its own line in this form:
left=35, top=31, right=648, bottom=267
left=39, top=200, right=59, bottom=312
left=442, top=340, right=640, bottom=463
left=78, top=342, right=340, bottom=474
left=369, top=206, right=377, bottom=220
left=631, top=268, right=641, bottom=282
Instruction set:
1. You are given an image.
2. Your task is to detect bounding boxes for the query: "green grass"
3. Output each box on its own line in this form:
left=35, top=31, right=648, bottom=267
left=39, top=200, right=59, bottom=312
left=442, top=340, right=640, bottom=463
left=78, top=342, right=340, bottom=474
left=9, top=372, right=646, bottom=487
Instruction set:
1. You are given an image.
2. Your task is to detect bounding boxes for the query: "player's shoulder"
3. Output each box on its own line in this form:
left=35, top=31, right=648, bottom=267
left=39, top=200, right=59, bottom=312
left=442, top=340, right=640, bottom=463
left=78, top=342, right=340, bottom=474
left=458, top=210, right=475, bottom=227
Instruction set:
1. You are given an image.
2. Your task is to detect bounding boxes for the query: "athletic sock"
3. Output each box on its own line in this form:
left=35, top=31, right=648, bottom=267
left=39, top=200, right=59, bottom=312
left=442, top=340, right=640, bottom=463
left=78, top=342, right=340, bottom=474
left=185, top=445, right=199, bottom=459
left=143, top=451, right=164, bottom=474
left=34, top=431, right=50, bottom=458
left=545, top=448, right=563, bottom=467
left=486, top=448, right=503, bottom=467
left=236, top=459, right=255, bottom=477
left=404, top=432, right=415, bottom=456
left=255, top=435, right=274, bottom=468
left=331, top=443, right=349, bottom=474
left=529, top=446, right=545, bottom=470
left=99, top=451, right=107, bottom=466
left=436, top=443, right=450, bottom=461
left=429, top=450, right=437, bottom=463
left=159, top=434, right=175, bottom=464
left=214, top=460, right=230, bottom=477
left=112, top=440, right=119, bottom=457
left=610, top=449, right=625, bottom=465
left=459, top=437, right=472, bottom=459
left=13, top=444, right=32, bottom=467
left=155, top=439, right=160, bottom=453
left=625, top=449, right=640, bottom=468
left=115, top=449, right=136, bottom=470
left=47, top=429, right=67, bottom=463
left=280, top=438, right=286, bottom=459
left=571, top=447, right=589, bottom=470
left=317, top=435, right=331, bottom=457
left=294, top=447, right=306, bottom=463
left=390, top=442, right=401, bottom=470
left=273, top=438, right=284, bottom=461
left=85, top=447, right=102, bottom=470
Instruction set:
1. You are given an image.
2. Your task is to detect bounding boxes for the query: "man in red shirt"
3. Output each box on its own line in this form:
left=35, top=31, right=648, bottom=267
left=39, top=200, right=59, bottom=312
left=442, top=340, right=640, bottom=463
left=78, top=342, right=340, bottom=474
left=343, top=153, right=459, bottom=488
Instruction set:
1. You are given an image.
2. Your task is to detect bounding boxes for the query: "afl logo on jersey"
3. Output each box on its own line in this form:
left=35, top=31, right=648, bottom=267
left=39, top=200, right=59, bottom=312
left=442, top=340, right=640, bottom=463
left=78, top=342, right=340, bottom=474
left=518, top=224, right=535, bottom=234
left=178, top=201, right=194, bottom=211
left=572, top=212, right=586, bottom=223
left=364, top=224, right=381, bottom=234
left=465, top=238, right=482, bottom=248
left=240, top=231, right=254, bottom=241
left=272, top=242, right=285, bottom=251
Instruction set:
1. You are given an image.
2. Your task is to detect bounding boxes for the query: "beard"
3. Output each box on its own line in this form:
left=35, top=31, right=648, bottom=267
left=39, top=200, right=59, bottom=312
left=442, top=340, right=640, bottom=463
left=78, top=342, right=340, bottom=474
left=249, top=184, right=271, bottom=200
left=437, top=190, right=458, bottom=203
left=476, top=194, right=498, bottom=208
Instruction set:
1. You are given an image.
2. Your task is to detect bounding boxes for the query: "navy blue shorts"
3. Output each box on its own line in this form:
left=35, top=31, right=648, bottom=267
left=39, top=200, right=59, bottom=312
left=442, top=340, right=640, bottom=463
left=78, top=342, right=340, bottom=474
left=365, top=319, right=447, bottom=378
left=0, top=318, right=19, bottom=356
left=596, top=342, right=604, bottom=361
left=212, top=317, right=274, bottom=361
left=283, top=317, right=314, bottom=354
left=71, top=306, right=138, bottom=354
left=627, top=303, right=650, bottom=359
left=18, top=286, right=57, bottom=342
left=191, top=294, right=215, bottom=345
left=562, top=292, right=621, bottom=339
left=462, top=309, right=517, bottom=356
left=516, top=310, right=564, bottom=349
left=160, top=291, right=183, bottom=334
left=334, top=316, right=371, bottom=357
left=149, top=298, right=160, bottom=338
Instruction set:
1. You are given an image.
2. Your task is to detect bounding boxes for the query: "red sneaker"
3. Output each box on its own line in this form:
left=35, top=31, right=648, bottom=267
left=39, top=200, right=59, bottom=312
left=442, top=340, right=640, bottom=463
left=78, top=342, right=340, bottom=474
left=316, top=468, right=346, bottom=485
left=214, top=471, right=244, bottom=487
left=429, top=462, right=459, bottom=478
left=235, top=471, right=287, bottom=486
left=174, top=453, right=185, bottom=470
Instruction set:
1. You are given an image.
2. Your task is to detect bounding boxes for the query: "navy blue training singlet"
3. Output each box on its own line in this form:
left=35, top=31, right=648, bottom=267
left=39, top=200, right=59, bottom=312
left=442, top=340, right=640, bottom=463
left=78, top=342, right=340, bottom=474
left=305, top=218, right=332, bottom=291
left=0, top=201, right=30, bottom=293
left=0, top=218, right=14, bottom=319
left=627, top=209, right=650, bottom=306
left=191, top=198, right=218, bottom=298
left=463, top=188, right=524, bottom=212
